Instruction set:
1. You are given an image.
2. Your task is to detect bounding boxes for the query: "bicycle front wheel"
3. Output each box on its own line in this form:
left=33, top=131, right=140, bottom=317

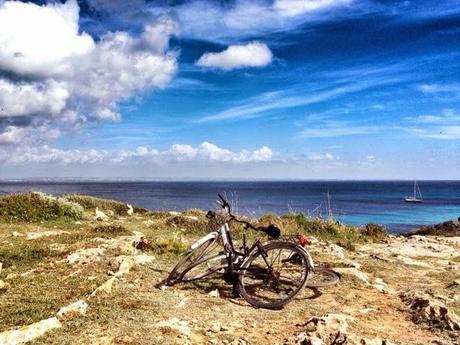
left=305, top=268, right=340, bottom=288
left=238, top=241, right=309, bottom=309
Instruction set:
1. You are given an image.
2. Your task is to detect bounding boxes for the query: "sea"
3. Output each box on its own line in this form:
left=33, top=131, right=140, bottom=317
left=1, top=180, right=459, bottom=233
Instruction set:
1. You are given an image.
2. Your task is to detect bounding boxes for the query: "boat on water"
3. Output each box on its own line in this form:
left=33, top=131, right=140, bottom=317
left=405, top=180, right=423, bottom=203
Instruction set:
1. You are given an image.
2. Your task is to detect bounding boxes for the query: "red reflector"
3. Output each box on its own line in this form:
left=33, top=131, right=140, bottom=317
left=298, top=235, right=308, bottom=247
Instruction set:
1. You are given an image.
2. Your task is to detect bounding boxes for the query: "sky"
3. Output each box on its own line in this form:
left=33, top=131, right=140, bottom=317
left=0, top=0, right=459, bottom=179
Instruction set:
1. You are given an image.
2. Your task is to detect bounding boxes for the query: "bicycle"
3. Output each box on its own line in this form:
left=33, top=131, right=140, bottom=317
left=165, top=194, right=339, bottom=309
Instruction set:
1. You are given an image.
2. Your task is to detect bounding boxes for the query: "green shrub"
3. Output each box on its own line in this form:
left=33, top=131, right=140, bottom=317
left=92, top=224, right=130, bottom=236
left=280, top=213, right=362, bottom=244
left=359, top=223, right=388, bottom=239
left=64, top=194, right=148, bottom=215
left=153, top=238, right=187, bottom=255
left=0, top=192, right=84, bottom=222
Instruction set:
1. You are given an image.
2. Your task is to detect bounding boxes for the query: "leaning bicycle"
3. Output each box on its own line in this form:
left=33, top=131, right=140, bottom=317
left=165, top=194, right=311, bottom=309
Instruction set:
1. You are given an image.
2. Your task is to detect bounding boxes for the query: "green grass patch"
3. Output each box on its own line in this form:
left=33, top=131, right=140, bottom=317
left=92, top=224, right=131, bottom=237
left=0, top=193, right=84, bottom=223
left=0, top=241, right=63, bottom=270
left=280, top=213, right=364, bottom=244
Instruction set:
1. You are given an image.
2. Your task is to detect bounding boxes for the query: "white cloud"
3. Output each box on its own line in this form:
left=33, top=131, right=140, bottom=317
left=0, top=1, right=178, bottom=144
left=150, top=0, right=356, bottom=42
left=418, top=83, right=460, bottom=94
left=0, top=0, right=94, bottom=77
left=409, top=126, right=460, bottom=140
left=0, top=126, right=27, bottom=145
left=405, top=109, right=460, bottom=139
left=0, top=79, right=69, bottom=117
left=274, top=0, right=352, bottom=16
left=406, top=109, right=460, bottom=124
left=1, top=142, right=273, bottom=165
left=196, top=42, right=272, bottom=71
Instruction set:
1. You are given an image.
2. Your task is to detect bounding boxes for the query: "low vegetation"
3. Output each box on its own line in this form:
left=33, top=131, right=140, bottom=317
left=0, top=192, right=458, bottom=345
left=64, top=194, right=147, bottom=215
left=0, top=192, right=84, bottom=222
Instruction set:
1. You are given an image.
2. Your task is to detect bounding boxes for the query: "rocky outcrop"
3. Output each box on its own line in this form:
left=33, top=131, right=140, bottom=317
left=407, top=219, right=460, bottom=237
left=400, top=292, right=460, bottom=332
left=291, top=313, right=394, bottom=345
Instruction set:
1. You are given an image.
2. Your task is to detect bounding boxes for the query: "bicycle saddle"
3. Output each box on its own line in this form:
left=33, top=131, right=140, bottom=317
left=259, top=224, right=281, bottom=239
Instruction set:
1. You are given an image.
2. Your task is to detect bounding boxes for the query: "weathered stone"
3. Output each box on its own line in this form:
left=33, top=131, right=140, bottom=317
left=400, top=292, right=460, bottom=331
left=66, top=247, right=106, bottom=265
left=91, top=276, right=117, bottom=296
left=26, top=230, right=70, bottom=240
left=127, top=204, right=134, bottom=216
left=208, top=289, right=220, bottom=297
left=0, top=280, right=6, bottom=290
left=94, top=207, right=109, bottom=221
left=155, top=318, right=191, bottom=337
left=0, top=317, right=62, bottom=344
left=57, top=300, right=88, bottom=320
left=209, top=321, right=222, bottom=333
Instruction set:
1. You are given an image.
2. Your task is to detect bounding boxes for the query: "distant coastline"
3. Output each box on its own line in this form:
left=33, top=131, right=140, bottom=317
left=1, top=180, right=459, bottom=233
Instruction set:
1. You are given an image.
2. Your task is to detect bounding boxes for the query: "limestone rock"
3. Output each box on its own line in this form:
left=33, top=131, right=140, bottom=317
left=94, top=207, right=109, bottom=221
left=57, top=300, right=88, bottom=320
left=400, top=292, right=460, bottom=331
left=293, top=313, right=394, bottom=345
left=155, top=318, right=191, bottom=337
left=26, top=230, right=70, bottom=240
left=0, top=317, right=62, bottom=344
left=127, top=204, right=134, bottom=216
left=92, top=276, right=117, bottom=296
left=208, top=289, right=220, bottom=297
left=66, top=247, right=106, bottom=265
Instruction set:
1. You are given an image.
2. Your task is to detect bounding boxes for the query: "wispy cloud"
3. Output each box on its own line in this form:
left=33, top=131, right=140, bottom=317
left=197, top=68, right=408, bottom=123
left=405, top=109, right=460, bottom=140
left=418, top=83, right=460, bottom=94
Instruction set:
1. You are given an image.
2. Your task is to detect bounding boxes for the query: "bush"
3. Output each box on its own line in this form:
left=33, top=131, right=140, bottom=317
left=64, top=194, right=149, bottom=216
left=279, top=213, right=362, bottom=244
left=92, top=224, right=130, bottom=236
left=0, top=192, right=84, bottom=222
left=153, top=238, right=187, bottom=255
left=359, top=223, right=388, bottom=239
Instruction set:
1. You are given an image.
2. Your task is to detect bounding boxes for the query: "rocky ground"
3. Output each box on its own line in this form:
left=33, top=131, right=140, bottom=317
left=0, top=193, right=459, bottom=345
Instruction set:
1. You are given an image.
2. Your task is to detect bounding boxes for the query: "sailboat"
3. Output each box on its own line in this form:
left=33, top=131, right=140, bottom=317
left=405, top=180, right=423, bottom=203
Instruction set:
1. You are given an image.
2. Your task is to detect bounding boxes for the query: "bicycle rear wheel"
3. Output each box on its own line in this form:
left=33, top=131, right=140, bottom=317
left=305, top=268, right=340, bottom=288
left=181, top=252, right=227, bottom=282
left=165, top=233, right=219, bottom=285
left=238, top=241, right=309, bottom=309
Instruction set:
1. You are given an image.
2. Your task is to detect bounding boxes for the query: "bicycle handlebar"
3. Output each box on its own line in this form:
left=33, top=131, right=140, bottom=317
left=214, top=194, right=280, bottom=239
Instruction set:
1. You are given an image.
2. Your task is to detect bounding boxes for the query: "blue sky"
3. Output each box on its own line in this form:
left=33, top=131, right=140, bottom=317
left=0, top=0, right=459, bottom=179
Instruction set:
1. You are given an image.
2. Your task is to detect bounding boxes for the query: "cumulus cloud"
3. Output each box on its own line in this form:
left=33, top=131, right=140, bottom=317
left=196, top=42, right=272, bottom=71
left=0, top=0, right=94, bottom=77
left=1, top=142, right=273, bottom=165
left=0, top=0, right=178, bottom=145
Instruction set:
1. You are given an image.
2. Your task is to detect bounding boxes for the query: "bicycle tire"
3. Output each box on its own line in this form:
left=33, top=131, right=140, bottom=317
left=305, top=268, right=340, bottom=288
left=165, top=234, right=218, bottom=285
left=181, top=252, right=228, bottom=282
left=238, top=241, right=309, bottom=309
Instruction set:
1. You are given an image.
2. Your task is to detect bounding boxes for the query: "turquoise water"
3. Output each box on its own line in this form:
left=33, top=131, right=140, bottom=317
left=1, top=180, right=459, bottom=233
